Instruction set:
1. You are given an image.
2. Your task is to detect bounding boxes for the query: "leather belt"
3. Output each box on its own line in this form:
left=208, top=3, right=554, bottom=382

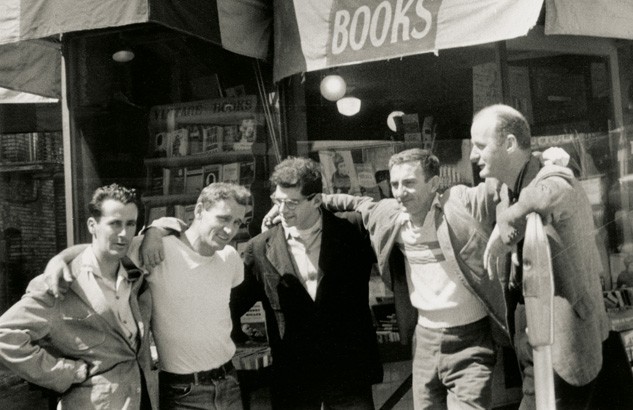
left=160, top=361, right=234, bottom=385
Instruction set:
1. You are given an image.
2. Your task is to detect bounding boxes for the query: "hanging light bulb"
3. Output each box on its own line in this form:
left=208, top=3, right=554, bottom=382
left=387, top=111, right=405, bottom=132
left=112, top=47, right=135, bottom=63
left=337, top=97, right=361, bottom=116
left=320, top=75, right=346, bottom=101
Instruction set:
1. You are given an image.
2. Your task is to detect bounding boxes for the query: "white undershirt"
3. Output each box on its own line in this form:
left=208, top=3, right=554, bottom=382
left=128, top=236, right=243, bottom=373
left=398, top=211, right=487, bottom=329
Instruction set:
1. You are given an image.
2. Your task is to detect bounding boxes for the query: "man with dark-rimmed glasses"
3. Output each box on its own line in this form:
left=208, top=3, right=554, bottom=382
left=142, top=156, right=383, bottom=409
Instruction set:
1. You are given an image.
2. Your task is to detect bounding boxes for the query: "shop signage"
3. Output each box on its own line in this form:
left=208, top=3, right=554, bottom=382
left=327, top=0, right=442, bottom=66
left=149, top=95, right=257, bottom=129
left=273, top=0, right=544, bottom=82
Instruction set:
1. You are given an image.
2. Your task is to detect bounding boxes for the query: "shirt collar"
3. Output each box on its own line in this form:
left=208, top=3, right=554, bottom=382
left=397, top=194, right=441, bottom=225
left=80, top=246, right=131, bottom=282
left=283, top=216, right=323, bottom=240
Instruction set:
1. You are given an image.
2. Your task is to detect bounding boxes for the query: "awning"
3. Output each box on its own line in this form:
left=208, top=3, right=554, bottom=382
left=0, top=0, right=272, bottom=98
left=545, top=0, right=633, bottom=40
left=273, top=0, right=544, bottom=82
left=0, top=87, right=58, bottom=104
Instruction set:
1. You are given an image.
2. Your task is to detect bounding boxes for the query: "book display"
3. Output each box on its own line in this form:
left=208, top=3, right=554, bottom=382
left=143, top=96, right=265, bottom=243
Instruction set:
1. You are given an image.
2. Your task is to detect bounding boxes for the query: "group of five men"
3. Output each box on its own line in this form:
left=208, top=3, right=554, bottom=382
left=0, top=104, right=619, bottom=409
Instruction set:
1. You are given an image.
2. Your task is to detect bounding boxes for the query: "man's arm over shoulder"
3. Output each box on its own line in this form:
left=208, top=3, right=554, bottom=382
left=321, top=193, right=398, bottom=232
left=0, top=278, right=85, bottom=392
left=230, top=239, right=265, bottom=337
left=139, top=217, right=188, bottom=267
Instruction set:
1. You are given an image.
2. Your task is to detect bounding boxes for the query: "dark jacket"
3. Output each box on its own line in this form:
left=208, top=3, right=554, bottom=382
left=231, top=210, right=383, bottom=395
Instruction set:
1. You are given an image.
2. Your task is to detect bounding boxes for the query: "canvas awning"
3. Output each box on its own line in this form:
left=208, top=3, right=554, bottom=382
left=544, top=0, right=633, bottom=40
left=273, top=0, right=544, bottom=82
left=0, top=0, right=272, bottom=98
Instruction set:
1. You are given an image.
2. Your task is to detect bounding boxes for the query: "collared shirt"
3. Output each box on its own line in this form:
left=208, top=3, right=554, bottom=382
left=283, top=217, right=323, bottom=300
left=83, top=248, right=138, bottom=349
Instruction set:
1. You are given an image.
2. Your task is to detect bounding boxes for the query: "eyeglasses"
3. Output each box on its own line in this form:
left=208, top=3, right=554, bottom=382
left=270, top=193, right=316, bottom=210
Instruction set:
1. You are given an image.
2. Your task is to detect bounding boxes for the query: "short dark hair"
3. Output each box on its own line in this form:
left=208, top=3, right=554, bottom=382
left=270, top=157, right=322, bottom=197
left=474, top=104, right=531, bottom=149
left=198, top=182, right=251, bottom=209
left=388, top=148, right=440, bottom=181
left=88, top=183, right=138, bottom=219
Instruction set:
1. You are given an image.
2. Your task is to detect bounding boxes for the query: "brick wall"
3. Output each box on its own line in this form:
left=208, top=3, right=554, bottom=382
left=0, top=133, right=65, bottom=312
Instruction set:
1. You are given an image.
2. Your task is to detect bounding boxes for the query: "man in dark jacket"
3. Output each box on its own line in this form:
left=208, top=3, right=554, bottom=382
left=143, top=157, right=382, bottom=410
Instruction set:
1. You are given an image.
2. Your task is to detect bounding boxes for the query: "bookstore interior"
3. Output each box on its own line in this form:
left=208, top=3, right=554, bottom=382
left=35, top=19, right=633, bottom=407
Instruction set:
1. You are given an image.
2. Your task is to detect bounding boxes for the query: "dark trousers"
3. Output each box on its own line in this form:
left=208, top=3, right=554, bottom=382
left=271, top=377, right=375, bottom=410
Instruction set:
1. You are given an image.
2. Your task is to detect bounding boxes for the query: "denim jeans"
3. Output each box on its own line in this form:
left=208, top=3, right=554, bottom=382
left=412, top=318, right=497, bottom=410
left=158, top=369, right=243, bottom=410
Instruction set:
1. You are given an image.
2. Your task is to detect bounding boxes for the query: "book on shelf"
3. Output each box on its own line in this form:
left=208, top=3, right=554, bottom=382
left=151, top=132, right=169, bottom=158
left=234, top=118, right=256, bottom=151
left=222, top=162, right=240, bottom=185
left=239, top=161, right=255, bottom=186
left=149, top=167, right=165, bottom=196
left=202, top=125, right=223, bottom=153
left=202, top=164, right=223, bottom=187
left=184, top=167, right=204, bottom=195
left=174, top=204, right=196, bottom=226
left=223, top=125, right=239, bottom=151
left=167, top=167, right=186, bottom=195
left=147, top=206, right=168, bottom=225
left=167, top=128, right=189, bottom=157
left=187, top=125, right=203, bottom=155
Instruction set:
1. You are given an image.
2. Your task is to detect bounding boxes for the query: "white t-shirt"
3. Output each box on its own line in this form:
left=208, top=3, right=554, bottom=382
left=398, top=211, right=487, bottom=329
left=129, top=235, right=243, bottom=373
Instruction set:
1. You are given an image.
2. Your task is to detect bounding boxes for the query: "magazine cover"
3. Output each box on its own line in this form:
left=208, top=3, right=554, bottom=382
left=318, top=150, right=360, bottom=195
left=202, top=164, right=223, bottom=187
left=355, top=163, right=381, bottom=200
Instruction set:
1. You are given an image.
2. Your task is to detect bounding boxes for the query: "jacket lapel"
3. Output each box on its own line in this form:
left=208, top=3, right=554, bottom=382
left=69, top=256, right=121, bottom=335
left=265, top=226, right=299, bottom=279
left=69, top=250, right=140, bottom=349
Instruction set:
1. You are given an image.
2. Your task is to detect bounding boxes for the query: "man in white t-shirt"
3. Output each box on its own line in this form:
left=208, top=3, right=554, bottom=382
left=44, top=182, right=251, bottom=410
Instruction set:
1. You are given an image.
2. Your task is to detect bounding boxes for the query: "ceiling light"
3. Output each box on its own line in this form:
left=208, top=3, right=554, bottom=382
left=337, top=97, right=361, bottom=116
left=112, top=48, right=135, bottom=63
left=320, top=74, right=346, bottom=101
left=387, top=111, right=405, bottom=132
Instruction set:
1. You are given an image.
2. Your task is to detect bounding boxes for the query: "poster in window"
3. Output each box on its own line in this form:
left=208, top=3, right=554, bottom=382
left=318, top=150, right=360, bottom=195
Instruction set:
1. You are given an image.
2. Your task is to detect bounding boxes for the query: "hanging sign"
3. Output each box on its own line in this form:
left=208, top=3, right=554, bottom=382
left=274, top=0, right=544, bottom=82
left=327, top=0, right=442, bottom=66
